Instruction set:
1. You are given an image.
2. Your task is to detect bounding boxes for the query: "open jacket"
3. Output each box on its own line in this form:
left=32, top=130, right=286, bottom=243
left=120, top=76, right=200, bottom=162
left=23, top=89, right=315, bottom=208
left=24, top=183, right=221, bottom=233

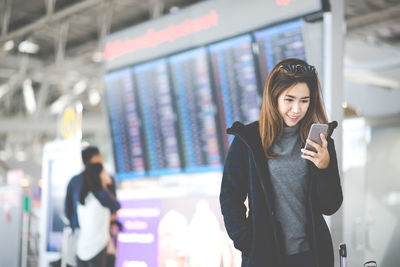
left=220, top=121, right=343, bottom=267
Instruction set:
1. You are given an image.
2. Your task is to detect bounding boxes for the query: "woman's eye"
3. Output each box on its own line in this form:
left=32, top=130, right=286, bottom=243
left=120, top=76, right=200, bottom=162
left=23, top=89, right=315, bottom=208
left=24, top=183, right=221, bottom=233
left=285, top=99, right=293, bottom=102
left=302, top=100, right=309, bottom=104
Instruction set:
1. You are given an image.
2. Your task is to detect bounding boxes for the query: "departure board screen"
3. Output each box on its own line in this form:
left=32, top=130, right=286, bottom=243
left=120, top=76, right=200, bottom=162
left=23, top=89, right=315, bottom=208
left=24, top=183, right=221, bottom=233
left=133, top=59, right=182, bottom=176
left=255, top=20, right=306, bottom=85
left=104, top=70, right=146, bottom=179
left=209, top=34, right=260, bottom=152
left=169, top=48, right=222, bottom=172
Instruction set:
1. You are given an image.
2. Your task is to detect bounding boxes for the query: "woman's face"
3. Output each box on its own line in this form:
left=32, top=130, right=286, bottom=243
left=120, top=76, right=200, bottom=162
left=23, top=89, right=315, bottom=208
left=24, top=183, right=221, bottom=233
left=277, top=82, right=310, bottom=127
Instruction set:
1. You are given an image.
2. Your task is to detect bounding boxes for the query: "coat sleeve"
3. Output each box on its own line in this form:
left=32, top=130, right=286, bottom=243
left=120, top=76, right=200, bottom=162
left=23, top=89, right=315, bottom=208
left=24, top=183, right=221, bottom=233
left=219, top=136, right=251, bottom=253
left=313, top=137, right=343, bottom=215
left=96, top=190, right=121, bottom=214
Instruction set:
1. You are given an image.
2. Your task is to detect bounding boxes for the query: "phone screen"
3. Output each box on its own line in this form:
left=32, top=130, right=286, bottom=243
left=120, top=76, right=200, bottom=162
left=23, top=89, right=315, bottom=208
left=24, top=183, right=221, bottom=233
left=303, top=123, right=328, bottom=153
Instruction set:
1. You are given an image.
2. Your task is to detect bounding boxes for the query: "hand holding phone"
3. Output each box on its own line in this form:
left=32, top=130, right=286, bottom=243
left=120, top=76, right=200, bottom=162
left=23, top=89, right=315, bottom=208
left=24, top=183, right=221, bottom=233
left=302, top=123, right=328, bottom=154
left=301, top=123, right=331, bottom=169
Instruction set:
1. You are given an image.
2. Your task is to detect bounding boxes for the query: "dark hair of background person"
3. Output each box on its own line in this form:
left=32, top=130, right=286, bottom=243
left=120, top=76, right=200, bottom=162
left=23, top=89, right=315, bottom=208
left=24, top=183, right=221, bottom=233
left=79, top=163, right=103, bottom=205
left=81, top=146, right=100, bottom=166
left=259, top=58, right=328, bottom=159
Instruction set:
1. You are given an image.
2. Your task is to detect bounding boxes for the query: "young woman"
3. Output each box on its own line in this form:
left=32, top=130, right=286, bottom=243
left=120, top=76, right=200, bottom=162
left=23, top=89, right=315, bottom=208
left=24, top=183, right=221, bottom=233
left=76, top=163, right=120, bottom=267
left=220, top=58, right=343, bottom=267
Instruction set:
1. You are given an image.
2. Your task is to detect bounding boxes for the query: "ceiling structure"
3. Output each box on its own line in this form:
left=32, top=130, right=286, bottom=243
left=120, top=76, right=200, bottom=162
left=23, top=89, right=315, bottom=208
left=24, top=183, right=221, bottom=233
left=0, top=0, right=201, bottom=118
left=0, top=0, right=201, bottom=176
left=0, top=0, right=399, bottom=178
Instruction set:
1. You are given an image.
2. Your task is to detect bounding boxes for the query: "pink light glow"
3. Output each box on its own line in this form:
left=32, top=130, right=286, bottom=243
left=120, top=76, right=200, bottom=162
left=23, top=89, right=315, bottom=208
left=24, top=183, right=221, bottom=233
left=276, top=0, right=295, bottom=6
left=104, top=9, right=219, bottom=61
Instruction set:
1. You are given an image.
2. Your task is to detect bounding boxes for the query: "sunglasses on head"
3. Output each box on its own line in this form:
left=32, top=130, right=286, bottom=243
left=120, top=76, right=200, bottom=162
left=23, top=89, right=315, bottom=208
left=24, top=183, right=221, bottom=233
left=279, top=64, right=316, bottom=73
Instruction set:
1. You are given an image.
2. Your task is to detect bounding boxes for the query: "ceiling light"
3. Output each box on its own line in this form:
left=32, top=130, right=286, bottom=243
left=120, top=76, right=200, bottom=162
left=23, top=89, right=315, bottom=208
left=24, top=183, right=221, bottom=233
left=50, top=94, right=71, bottom=114
left=15, top=151, right=27, bottom=162
left=92, top=51, right=103, bottom=63
left=18, top=40, right=40, bottom=54
left=20, top=177, right=30, bottom=187
left=73, top=80, right=87, bottom=95
left=169, top=6, right=180, bottom=14
left=88, top=89, right=101, bottom=106
left=23, top=79, right=37, bottom=114
left=0, top=150, right=10, bottom=160
left=385, top=192, right=400, bottom=206
left=81, top=141, right=90, bottom=148
left=76, top=101, right=83, bottom=113
left=3, top=40, right=14, bottom=51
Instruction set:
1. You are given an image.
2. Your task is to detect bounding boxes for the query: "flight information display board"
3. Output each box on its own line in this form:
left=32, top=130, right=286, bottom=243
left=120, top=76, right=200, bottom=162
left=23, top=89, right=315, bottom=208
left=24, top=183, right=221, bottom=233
left=104, top=70, right=146, bottom=179
left=104, top=19, right=311, bottom=179
left=133, top=59, right=182, bottom=176
left=169, top=48, right=222, bottom=172
left=255, top=20, right=306, bottom=86
left=209, top=34, right=260, bottom=152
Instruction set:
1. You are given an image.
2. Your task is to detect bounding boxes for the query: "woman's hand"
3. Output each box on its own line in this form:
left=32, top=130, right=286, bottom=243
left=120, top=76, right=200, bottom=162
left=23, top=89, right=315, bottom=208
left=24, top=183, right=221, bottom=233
left=301, top=133, right=330, bottom=169
left=100, top=169, right=112, bottom=190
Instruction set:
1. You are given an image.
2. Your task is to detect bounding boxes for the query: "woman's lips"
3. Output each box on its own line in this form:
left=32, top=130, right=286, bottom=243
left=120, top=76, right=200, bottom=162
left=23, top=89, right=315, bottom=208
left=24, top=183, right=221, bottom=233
left=287, top=115, right=298, bottom=121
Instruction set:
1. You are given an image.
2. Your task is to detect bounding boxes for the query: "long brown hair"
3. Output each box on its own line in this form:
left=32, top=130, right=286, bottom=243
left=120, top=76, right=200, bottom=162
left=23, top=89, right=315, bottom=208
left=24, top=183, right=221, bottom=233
left=259, top=58, right=328, bottom=158
left=79, top=163, right=103, bottom=205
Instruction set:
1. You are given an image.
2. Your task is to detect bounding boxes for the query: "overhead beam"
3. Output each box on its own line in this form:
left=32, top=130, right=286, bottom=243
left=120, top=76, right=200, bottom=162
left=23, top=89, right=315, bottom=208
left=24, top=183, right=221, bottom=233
left=1, top=0, right=13, bottom=37
left=346, top=4, right=400, bottom=30
left=0, top=53, right=43, bottom=69
left=45, top=0, right=56, bottom=16
left=345, top=38, right=400, bottom=71
left=346, top=58, right=400, bottom=71
left=96, top=1, right=114, bottom=51
left=54, top=22, right=69, bottom=66
left=0, top=113, right=106, bottom=135
left=34, top=81, right=50, bottom=117
left=149, top=0, right=164, bottom=18
left=0, top=0, right=102, bottom=43
left=1, top=54, right=30, bottom=113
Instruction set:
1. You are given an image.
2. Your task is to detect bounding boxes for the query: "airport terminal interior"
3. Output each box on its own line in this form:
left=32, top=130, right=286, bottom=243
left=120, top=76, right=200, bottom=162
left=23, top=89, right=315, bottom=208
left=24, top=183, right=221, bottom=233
left=0, top=0, right=399, bottom=266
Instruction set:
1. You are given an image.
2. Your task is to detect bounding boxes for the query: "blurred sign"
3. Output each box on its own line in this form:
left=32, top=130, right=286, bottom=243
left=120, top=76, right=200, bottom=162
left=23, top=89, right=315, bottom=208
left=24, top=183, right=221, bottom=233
left=104, top=0, right=322, bottom=70
left=7, top=169, right=24, bottom=185
left=58, top=102, right=83, bottom=140
left=40, top=139, right=82, bottom=254
left=116, top=194, right=241, bottom=267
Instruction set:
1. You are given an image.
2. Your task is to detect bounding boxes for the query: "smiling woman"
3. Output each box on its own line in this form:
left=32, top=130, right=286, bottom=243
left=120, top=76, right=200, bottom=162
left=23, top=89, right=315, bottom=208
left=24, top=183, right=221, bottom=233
left=277, top=83, right=310, bottom=127
left=220, top=58, right=343, bottom=267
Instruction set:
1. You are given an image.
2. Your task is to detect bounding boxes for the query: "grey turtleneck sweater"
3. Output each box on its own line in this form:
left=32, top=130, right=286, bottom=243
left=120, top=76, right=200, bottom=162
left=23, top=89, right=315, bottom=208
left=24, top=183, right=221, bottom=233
left=267, top=123, right=310, bottom=255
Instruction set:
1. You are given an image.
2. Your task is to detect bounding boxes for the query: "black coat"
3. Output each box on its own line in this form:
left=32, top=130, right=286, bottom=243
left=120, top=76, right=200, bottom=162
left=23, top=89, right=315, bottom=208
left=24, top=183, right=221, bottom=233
left=220, top=121, right=343, bottom=267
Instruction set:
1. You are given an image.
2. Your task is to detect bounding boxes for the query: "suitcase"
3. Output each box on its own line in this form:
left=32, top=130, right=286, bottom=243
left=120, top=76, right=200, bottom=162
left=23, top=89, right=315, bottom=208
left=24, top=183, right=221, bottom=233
left=363, top=261, right=377, bottom=267
left=338, top=243, right=377, bottom=267
left=339, top=243, right=347, bottom=267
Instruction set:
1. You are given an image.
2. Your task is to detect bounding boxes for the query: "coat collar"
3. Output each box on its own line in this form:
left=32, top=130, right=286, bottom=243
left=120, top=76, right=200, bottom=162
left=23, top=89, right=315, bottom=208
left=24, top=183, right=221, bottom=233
left=227, top=120, right=338, bottom=143
left=226, top=121, right=262, bottom=152
left=226, top=120, right=338, bottom=170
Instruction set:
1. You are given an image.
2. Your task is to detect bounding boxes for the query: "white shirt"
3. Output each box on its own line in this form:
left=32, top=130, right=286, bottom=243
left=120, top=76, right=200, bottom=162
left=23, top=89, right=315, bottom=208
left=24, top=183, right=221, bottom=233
left=76, top=192, right=111, bottom=260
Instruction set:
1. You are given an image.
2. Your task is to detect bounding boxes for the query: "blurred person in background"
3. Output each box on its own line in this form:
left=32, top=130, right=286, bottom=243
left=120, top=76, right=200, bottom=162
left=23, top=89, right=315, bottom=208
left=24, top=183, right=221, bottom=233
left=64, top=146, right=117, bottom=266
left=76, top=163, right=120, bottom=267
left=220, top=58, right=342, bottom=267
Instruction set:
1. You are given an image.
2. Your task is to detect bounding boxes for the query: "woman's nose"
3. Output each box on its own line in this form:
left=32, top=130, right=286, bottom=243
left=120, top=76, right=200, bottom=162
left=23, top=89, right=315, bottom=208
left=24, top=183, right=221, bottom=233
left=292, top=102, right=300, bottom=113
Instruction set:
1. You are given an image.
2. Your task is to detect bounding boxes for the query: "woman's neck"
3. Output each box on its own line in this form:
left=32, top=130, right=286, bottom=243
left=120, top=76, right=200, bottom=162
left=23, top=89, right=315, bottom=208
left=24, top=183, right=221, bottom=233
left=282, top=123, right=300, bottom=136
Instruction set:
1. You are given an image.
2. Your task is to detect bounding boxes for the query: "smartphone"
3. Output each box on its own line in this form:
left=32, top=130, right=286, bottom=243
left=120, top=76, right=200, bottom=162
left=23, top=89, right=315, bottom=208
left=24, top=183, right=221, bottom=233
left=302, top=123, right=328, bottom=154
